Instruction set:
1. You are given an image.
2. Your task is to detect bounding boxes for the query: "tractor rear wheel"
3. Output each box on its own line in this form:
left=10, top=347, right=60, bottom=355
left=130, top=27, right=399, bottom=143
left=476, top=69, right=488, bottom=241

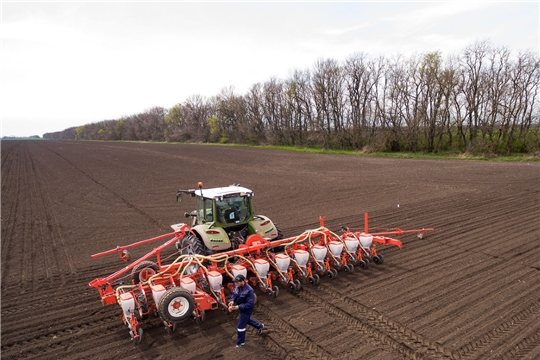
left=198, top=278, right=211, bottom=293
left=158, top=287, right=196, bottom=323
left=276, top=227, right=283, bottom=240
left=132, top=261, right=160, bottom=284
left=178, top=234, right=206, bottom=256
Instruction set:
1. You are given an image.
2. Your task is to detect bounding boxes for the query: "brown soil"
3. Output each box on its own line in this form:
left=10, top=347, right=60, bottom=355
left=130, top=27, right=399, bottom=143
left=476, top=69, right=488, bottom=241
left=1, top=140, right=539, bottom=360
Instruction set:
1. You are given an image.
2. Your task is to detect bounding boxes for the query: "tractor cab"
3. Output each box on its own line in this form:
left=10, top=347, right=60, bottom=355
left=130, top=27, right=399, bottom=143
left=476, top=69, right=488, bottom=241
left=194, top=186, right=254, bottom=228
left=174, top=183, right=282, bottom=255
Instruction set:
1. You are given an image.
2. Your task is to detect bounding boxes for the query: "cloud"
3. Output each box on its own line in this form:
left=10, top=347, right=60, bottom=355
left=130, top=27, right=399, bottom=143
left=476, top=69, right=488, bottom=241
left=1, top=1, right=538, bottom=137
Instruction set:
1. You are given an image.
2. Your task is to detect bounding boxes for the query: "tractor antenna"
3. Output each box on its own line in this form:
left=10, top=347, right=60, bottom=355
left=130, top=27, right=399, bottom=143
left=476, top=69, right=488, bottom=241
left=198, top=182, right=203, bottom=196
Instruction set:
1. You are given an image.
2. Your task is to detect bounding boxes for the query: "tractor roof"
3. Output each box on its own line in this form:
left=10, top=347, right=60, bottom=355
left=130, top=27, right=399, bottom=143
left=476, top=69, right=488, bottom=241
left=197, top=185, right=253, bottom=199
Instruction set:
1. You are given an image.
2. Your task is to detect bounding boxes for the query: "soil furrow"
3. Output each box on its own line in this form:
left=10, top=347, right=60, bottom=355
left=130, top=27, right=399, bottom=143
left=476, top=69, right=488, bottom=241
left=2, top=140, right=538, bottom=360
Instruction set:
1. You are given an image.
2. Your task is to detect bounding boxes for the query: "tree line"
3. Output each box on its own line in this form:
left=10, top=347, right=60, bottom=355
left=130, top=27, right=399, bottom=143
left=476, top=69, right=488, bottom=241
left=44, top=40, right=540, bottom=155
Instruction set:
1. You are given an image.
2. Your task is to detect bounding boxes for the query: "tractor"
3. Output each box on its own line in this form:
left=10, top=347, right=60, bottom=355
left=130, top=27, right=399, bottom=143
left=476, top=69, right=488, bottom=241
left=172, top=182, right=283, bottom=256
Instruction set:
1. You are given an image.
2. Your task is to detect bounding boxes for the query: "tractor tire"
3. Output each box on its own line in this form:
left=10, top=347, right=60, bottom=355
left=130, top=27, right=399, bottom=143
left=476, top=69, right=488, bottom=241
left=158, top=287, right=196, bottom=323
left=198, top=278, right=211, bottom=294
left=136, top=293, right=149, bottom=320
left=269, top=226, right=284, bottom=252
left=276, top=227, right=283, bottom=240
left=178, top=234, right=206, bottom=256
left=131, top=261, right=160, bottom=284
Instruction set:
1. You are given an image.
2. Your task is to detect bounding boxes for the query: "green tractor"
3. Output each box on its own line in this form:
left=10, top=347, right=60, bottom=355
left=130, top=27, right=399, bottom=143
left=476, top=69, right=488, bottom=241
left=172, top=182, right=283, bottom=256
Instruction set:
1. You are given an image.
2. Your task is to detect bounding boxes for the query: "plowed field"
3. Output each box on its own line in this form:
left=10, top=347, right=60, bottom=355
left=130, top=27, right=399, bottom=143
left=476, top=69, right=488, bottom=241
left=1, top=140, right=539, bottom=360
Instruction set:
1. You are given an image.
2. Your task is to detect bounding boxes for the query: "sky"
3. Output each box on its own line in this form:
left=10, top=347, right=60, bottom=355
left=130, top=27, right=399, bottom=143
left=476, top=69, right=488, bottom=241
left=1, top=1, right=539, bottom=137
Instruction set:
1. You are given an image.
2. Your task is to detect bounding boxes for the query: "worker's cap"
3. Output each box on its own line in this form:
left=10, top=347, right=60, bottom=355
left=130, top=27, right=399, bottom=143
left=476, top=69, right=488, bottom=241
left=233, top=274, right=246, bottom=282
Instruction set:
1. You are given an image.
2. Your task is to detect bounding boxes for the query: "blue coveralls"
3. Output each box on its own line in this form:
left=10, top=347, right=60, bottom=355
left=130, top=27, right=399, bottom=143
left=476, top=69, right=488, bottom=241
left=230, top=282, right=262, bottom=345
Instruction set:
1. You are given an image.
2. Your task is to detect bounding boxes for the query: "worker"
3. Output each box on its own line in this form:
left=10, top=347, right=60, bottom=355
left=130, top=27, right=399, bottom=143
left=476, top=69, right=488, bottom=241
left=228, top=274, right=264, bottom=348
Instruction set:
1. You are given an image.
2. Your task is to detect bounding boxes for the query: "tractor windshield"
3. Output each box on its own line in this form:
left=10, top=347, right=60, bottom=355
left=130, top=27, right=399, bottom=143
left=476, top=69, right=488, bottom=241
left=215, top=196, right=251, bottom=225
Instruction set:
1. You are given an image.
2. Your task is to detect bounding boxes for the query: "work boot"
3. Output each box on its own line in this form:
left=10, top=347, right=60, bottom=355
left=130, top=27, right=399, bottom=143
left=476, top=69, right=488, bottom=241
left=235, top=343, right=245, bottom=348
left=257, top=324, right=264, bottom=335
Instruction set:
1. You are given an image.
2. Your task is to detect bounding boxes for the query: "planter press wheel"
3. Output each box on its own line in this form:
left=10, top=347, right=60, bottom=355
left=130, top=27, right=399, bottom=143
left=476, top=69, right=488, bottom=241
left=131, top=261, right=160, bottom=284
left=165, top=322, right=177, bottom=334
left=310, top=273, right=320, bottom=285
left=358, top=259, right=369, bottom=269
left=373, top=254, right=384, bottom=264
left=347, top=264, right=354, bottom=273
left=288, top=281, right=297, bottom=293
left=327, top=268, right=338, bottom=279
left=131, top=327, right=143, bottom=344
left=272, top=285, right=279, bottom=298
left=158, top=287, right=196, bottom=323
left=294, top=279, right=302, bottom=291
left=194, top=309, right=206, bottom=324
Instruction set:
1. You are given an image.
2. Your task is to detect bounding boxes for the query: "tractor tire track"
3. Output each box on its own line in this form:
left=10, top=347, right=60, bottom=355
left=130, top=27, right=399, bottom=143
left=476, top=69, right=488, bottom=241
left=2, top=141, right=539, bottom=360
left=44, top=145, right=169, bottom=232
left=457, top=298, right=540, bottom=359
left=255, top=300, right=335, bottom=360
left=1, top=142, right=23, bottom=287
left=298, top=284, right=459, bottom=359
